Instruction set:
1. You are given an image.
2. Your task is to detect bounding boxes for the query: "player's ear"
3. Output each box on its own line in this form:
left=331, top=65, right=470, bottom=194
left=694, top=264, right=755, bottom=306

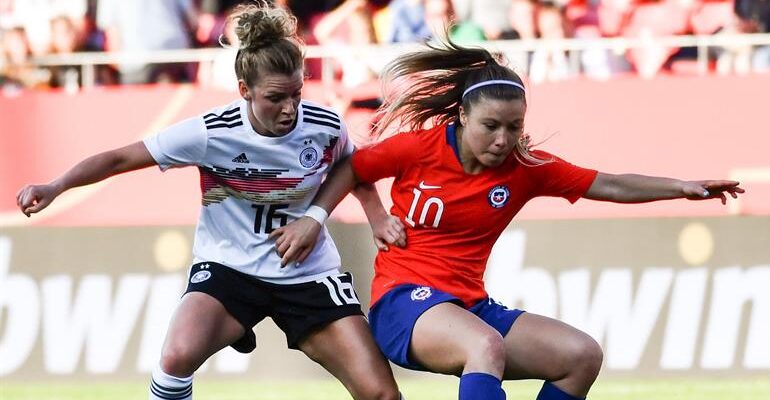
left=458, top=106, right=467, bottom=126
left=238, top=80, right=252, bottom=101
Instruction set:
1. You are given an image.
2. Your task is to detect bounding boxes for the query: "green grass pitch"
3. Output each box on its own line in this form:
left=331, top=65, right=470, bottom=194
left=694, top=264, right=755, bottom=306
left=3, top=378, right=770, bottom=400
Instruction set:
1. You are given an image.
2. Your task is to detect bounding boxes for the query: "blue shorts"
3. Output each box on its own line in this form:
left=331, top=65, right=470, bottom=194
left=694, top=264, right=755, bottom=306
left=368, top=284, right=525, bottom=371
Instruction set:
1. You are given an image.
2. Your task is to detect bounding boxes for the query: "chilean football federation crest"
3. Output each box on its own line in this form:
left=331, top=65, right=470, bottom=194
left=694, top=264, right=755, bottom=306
left=488, top=185, right=510, bottom=208
left=410, top=286, right=432, bottom=301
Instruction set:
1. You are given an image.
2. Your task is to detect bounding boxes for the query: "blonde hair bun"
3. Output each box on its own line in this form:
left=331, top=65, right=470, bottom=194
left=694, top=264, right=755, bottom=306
left=233, top=3, right=298, bottom=50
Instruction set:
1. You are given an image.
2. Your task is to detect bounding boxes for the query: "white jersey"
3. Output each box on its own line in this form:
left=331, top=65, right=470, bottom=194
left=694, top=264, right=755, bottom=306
left=144, top=99, right=354, bottom=284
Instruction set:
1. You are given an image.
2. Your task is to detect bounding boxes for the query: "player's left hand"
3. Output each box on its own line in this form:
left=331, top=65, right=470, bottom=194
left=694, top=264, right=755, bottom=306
left=269, top=217, right=322, bottom=267
left=682, top=180, right=744, bottom=204
left=370, top=213, right=406, bottom=251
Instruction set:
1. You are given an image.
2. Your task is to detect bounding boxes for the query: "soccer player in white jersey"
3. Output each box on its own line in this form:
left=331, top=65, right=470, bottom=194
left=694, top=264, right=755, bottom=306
left=16, top=3, right=406, bottom=400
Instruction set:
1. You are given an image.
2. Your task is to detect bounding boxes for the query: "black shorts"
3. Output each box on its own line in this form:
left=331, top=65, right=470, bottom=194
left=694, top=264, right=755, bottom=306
left=184, top=261, right=364, bottom=353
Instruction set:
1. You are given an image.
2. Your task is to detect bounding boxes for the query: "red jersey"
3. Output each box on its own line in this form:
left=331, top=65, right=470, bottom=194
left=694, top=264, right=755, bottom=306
left=352, top=123, right=598, bottom=307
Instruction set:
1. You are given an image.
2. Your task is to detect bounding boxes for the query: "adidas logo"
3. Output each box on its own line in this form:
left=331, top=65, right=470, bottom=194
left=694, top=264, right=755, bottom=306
left=232, top=153, right=249, bottom=163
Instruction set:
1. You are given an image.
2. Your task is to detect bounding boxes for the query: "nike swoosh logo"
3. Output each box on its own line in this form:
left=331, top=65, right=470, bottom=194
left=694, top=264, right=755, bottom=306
left=418, top=181, right=442, bottom=190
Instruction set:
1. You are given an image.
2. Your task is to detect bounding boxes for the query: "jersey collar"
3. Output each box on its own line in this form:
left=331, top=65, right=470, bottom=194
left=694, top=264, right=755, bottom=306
left=445, top=123, right=462, bottom=163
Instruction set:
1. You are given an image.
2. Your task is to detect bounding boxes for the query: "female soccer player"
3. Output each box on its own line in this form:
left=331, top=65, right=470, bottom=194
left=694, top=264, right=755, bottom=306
left=271, top=40, right=744, bottom=400
left=16, top=4, right=405, bottom=400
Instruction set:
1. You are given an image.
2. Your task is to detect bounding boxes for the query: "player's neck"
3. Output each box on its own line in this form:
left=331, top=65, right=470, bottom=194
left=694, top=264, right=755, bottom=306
left=455, top=126, right=485, bottom=175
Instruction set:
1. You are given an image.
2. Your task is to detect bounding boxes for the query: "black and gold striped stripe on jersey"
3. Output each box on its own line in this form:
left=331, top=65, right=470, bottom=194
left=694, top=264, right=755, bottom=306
left=302, top=104, right=340, bottom=130
left=204, top=107, right=243, bottom=130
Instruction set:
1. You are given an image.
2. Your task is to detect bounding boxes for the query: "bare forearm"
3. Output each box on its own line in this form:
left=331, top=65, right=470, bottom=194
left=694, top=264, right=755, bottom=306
left=50, top=142, right=156, bottom=194
left=584, top=172, right=743, bottom=205
left=352, top=182, right=386, bottom=223
left=586, top=173, right=687, bottom=203
left=314, top=158, right=359, bottom=212
left=18, top=142, right=156, bottom=216
left=52, top=154, right=124, bottom=193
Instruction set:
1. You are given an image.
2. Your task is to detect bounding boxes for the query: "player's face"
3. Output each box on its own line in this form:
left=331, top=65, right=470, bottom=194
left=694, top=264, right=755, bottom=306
left=459, top=97, right=526, bottom=169
left=241, top=70, right=304, bottom=136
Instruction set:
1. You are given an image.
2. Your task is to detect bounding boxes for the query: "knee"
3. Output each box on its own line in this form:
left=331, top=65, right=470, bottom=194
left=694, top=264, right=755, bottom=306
left=160, top=344, right=199, bottom=377
left=466, top=331, right=506, bottom=370
left=351, top=380, right=400, bottom=400
left=566, top=335, right=603, bottom=380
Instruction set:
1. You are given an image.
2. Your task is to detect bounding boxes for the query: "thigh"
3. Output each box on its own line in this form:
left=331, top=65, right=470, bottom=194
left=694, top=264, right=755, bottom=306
left=271, top=272, right=364, bottom=349
left=410, top=302, right=503, bottom=376
left=298, top=315, right=398, bottom=396
left=161, top=292, right=246, bottom=371
left=184, top=262, right=272, bottom=353
left=502, top=312, right=599, bottom=380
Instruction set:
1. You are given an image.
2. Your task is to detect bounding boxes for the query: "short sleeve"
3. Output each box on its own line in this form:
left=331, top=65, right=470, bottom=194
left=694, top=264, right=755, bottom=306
left=143, top=117, right=208, bottom=171
left=527, top=150, right=598, bottom=203
left=351, top=132, right=421, bottom=183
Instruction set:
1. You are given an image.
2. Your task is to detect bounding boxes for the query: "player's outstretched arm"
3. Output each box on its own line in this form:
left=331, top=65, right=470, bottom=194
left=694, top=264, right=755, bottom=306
left=16, top=141, right=157, bottom=217
left=583, top=172, right=744, bottom=204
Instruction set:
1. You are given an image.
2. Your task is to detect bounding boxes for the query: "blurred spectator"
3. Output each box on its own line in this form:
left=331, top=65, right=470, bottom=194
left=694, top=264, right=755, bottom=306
left=623, top=0, right=694, bottom=78
left=712, top=0, right=769, bottom=75
left=371, top=3, right=393, bottom=42
left=567, top=0, right=615, bottom=79
left=96, top=0, right=199, bottom=84
left=314, top=0, right=383, bottom=87
left=733, top=0, right=770, bottom=72
left=196, top=6, right=239, bottom=91
left=286, top=1, right=347, bottom=80
left=529, top=1, right=570, bottom=82
left=508, top=0, right=537, bottom=40
left=1, top=0, right=767, bottom=89
left=312, top=0, right=385, bottom=139
left=387, top=0, right=432, bottom=42
left=197, top=0, right=245, bottom=46
left=0, top=0, right=12, bottom=28
left=0, top=26, right=50, bottom=91
left=284, top=0, right=346, bottom=30
left=453, top=0, right=512, bottom=40
left=502, top=0, right=537, bottom=74
left=690, top=0, right=734, bottom=35
left=425, top=0, right=485, bottom=41
left=47, top=15, right=82, bottom=91
left=0, top=0, right=89, bottom=57
left=598, top=0, right=636, bottom=37
left=383, top=0, right=485, bottom=43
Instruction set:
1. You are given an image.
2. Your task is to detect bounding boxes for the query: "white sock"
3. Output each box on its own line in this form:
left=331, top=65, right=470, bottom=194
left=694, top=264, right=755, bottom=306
left=149, top=365, right=193, bottom=400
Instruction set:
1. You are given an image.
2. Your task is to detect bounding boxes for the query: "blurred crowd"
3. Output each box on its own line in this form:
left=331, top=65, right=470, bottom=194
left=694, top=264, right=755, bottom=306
left=0, top=0, right=768, bottom=93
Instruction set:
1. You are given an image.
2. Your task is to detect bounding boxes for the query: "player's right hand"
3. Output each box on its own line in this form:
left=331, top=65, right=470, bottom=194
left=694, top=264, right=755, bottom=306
left=269, top=216, right=322, bottom=267
left=16, top=183, right=60, bottom=217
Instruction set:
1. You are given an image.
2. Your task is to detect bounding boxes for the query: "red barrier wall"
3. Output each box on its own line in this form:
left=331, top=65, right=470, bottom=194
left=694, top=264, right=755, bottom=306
left=1, top=75, right=768, bottom=226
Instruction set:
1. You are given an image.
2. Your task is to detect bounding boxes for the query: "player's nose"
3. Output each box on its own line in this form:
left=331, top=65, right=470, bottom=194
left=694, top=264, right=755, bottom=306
left=282, top=99, right=298, bottom=115
left=492, top=131, right=509, bottom=148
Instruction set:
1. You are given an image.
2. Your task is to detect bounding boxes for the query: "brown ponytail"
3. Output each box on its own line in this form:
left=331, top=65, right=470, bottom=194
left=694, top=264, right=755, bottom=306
left=374, top=38, right=544, bottom=165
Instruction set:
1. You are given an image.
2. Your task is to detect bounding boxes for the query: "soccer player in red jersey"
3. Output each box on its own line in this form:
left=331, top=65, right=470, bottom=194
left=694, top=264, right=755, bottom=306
left=271, top=40, right=744, bottom=400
